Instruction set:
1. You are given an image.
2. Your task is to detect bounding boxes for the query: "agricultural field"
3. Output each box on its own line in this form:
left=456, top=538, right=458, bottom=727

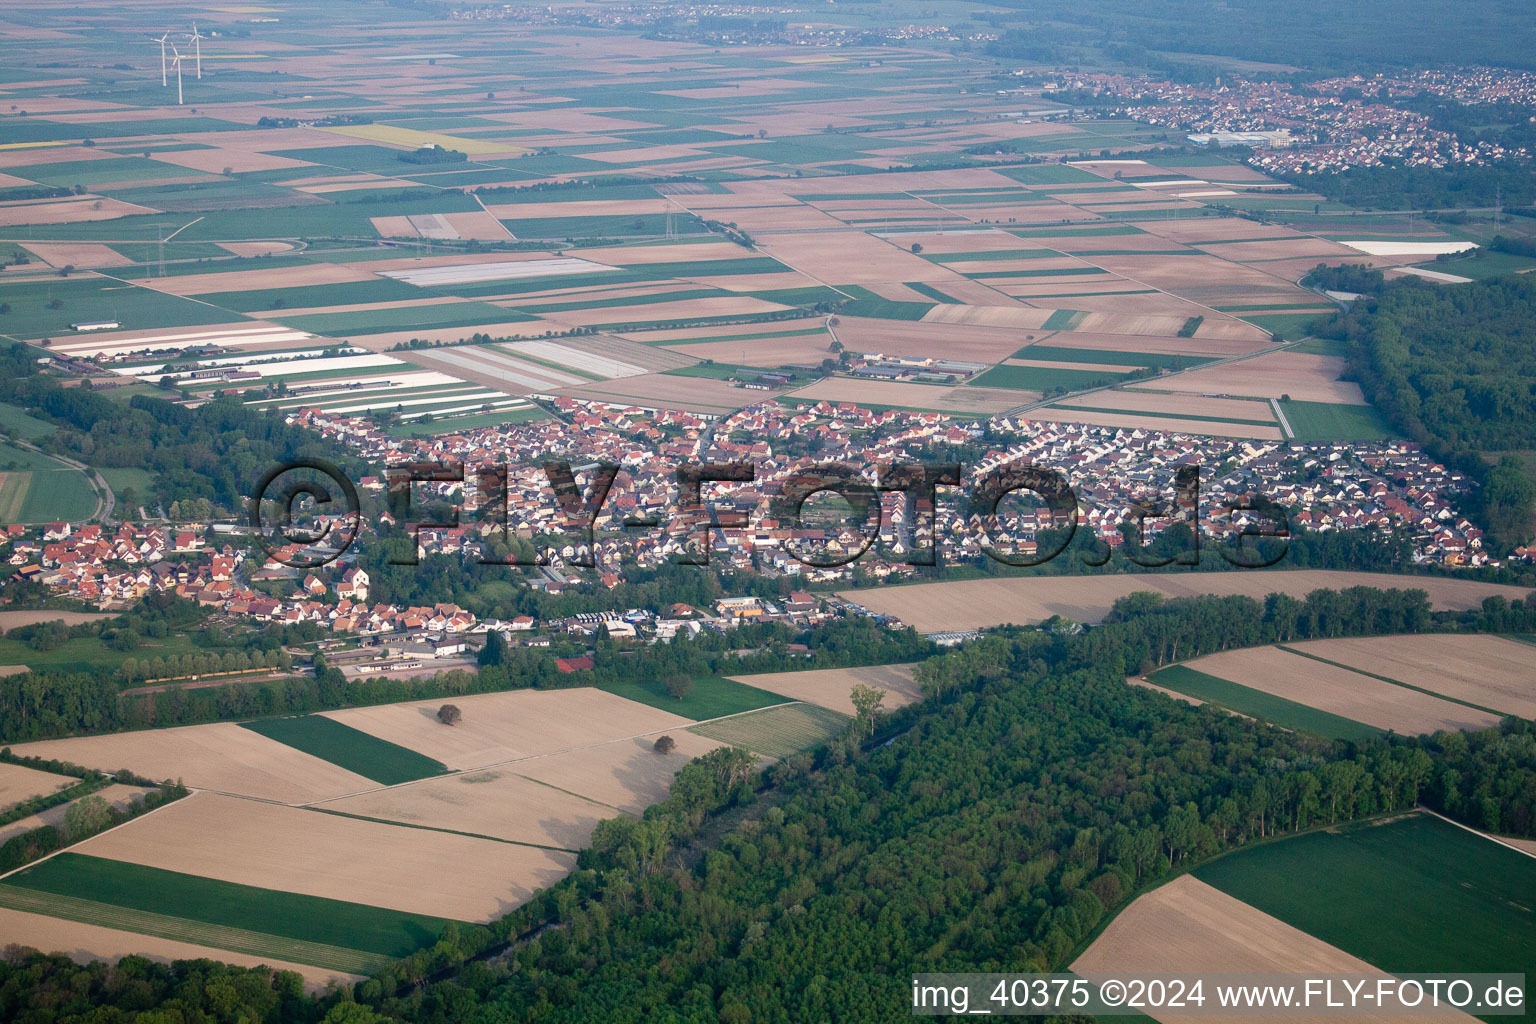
left=841, top=571, right=1536, bottom=633
left=1073, top=875, right=1405, bottom=1024
left=598, top=675, right=789, bottom=721
left=239, top=715, right=448, bottom=786
left=317, top=688, right=697, bottom=771
left=1283, top=633, right=1536, bottom=719
left=0, top=444, right=99, bottom=523
left=689, top=702, right=851, bottom=759
left=726, top=664, right=924, bottom=716
left=1194, top=813, right=1536, bottom=977
left=0, top=761, right=76, bottom=808
left=1155, top=646, right=1503, bottom=736
left=9, top=722, right=377, bottom=805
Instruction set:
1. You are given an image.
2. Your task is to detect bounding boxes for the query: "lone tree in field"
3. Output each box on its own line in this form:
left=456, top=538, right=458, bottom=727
left=850, top=683, right=886, bottom=737
left=437, top=703, right=462, bottom=726
left=664, top=674, right=693, bottom=701
left=653, top=735, right=676, bottom=755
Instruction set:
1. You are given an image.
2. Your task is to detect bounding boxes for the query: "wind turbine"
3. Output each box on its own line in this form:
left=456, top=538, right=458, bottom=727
left=187, top=24, right=203, bottom=79
left=169, top=44, right=184, bottom=105
left=157, top=32, right=171, bottom=87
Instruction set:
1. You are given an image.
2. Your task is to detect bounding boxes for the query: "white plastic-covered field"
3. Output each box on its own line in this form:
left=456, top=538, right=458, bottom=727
left=502, top=340, right=645, bottom=379
left=382, top=257, right=612, bottom=288
left=1338, top=240, right=1477, bottom=256
left=51, top=324, right=316, bottom=360
left=408, top=345, right=585, bottom=390
left=112, top=352, right=405, bottom=382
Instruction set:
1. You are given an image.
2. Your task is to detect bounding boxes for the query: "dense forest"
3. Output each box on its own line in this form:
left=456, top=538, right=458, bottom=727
left=1310, top=272, right=1536, bottom=550
left=0, top=342, right=362, bottom=512
left=2, top=586, right=1535, bottom=1022
left=1278, top=162, right=1536, bottom=212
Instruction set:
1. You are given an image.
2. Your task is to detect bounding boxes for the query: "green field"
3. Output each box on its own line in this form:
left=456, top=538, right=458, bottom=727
left=1241, top=311, right=1325, bottom=339
left=1279, top=399, right=1396, bottom=441
left=383, top=406, right=547, bottom=436
left=600, top=675, right=789, bottom=722
left=972, top=363, right=1132, bottom=392
left=0, top=631, right=207, bottom=675
left=0, top=276, right=243, bottom=340
left=1196, top=813, right=1536, bottom=976
left=197, top=278, right=424, bottom=313
left=1147, top=664, right=1383, bottom=741
left=273, top=301, right=533, bottom=337
left=689, top=702, right=851, bottom=758
left=0, top=401, right=57, bottom=441
left=240, top=715, right=448, bottom=785
left=1042, top=308, right=1088, bottom=330
left=1013, top=345, right=1213, bottom=372
left=2, top=852, right=461, bottom=966
left=0, top=443, right=99, bottom=523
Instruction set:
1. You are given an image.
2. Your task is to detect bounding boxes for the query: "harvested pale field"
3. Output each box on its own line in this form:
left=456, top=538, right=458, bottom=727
left=370, top=215, right=416, bottom=238
left=832, top=316, right=1033, bottom=364
left=320, top=688, right=695, bottom=771
left=727, top=664, right=923, bottom=716
left=151, top=148, right=313, bottom=174
left=0, top=906, right=358, bottom=989
left=216, top=241, right=295, bottom=256
left=542, top=295, right=788, bottom=329
left=1009, top=356, right=1144, bottom=373
left=920, top=304, right=1054, bottom=330
left=1286, top=634, right=1536, bottom=719
left=440, top=210, right=512, bottom=241
left=0, top=198, right=157, bottom=226
left=482, top=198, right=672, bottom=219
left=1037, top=330, right=1267, bottom=358
left=1196, top=237, right=1361, bottom=262
left=1056, top=292, right=1222, bottom=317
left=296, top=179, right=422, bottom=195
left=1073, top=875, right=1469, bottom=1024
left=1193, top=317, right=1280, bottom=342
left=881, top=229, right=1027, bottom=255
left=578, top=241, right=750, bottom=266
left=721, top=205, right=850, bottom=232
left=316, top=769, right=612, bottom=849
left=0, top=610, right=111, bottom=629
left=1137, top=217, right=1303, bottom=243
left=553, top=373, right=756, bottom=414
left=1178, top=646, right=1500, bottom=735
left=76, top=792, right=574, bottom=922
left=1030, top=407, right=1282, bottom=439
left=634, top=316, right=827, bottom=343
left=0, top=146, right=113, bottom=169
left=8, top=723, right=375, bottom=805
left=663, top=334, right=834, bottom=366
left=0, top=762, right=74, bottom=809
left=511, top=731, right=726, bottom=815
left=920, top=277, right=1034, bottom=306
left=789, top=377, right=1027, bottom=413
left=1130, top=351, right=1365, bottom=404
left=19, top=242, right=132, bottom=268
left=756, top=231, right=941, bottom=284
left=148, top=261, right=376, bottom=296
left=708, top=271, right=821, bottom=292
left=1075, top=311, right=1235, bottom=338
left=840, top=571, right=1535, bottom=632
left=0, top=784, right=151, bottom=846
left=1056, top=390, right=1278, bottom=421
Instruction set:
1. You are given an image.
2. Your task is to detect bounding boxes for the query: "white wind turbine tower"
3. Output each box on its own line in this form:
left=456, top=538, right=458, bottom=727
left=169, top=44, right=185, bottom=105
left=157, top=32, right=171, bottom=87
left=187, top=24, right=203, bottom=79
